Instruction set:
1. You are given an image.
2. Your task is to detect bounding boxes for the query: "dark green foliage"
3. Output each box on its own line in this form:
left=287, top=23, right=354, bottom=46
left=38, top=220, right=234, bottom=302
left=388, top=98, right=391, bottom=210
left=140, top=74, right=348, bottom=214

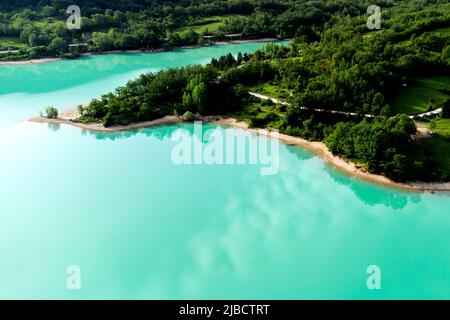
left=442, top=99, right=450, bottom=118
left=324, top=116, right=425, bottom=181
left=249, top=111, right=279, bottom=128
left=181, top=111, right=196, bottom=122
left=0, top=0, right=386, bottom=60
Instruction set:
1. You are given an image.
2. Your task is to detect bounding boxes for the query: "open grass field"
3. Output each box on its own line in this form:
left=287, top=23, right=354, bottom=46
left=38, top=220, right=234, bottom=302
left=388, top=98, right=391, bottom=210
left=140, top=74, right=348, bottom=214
left=236, top=100, right=285, bottom=128
left=390, top=76, right=450, bottom=115
left=250, top=82, right=293, bottom=101
left=433, top=118, right=450, bottom=138
left=420, top=118, right=450, bottom=138
left=0, top=37, right=27, bottom=49
left=175, top=14, right=245, bottom=35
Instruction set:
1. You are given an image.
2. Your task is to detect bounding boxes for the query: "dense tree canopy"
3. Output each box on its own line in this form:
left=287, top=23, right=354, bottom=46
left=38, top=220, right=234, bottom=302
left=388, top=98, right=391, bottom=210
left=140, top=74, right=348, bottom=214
left=0, top=0, right=421, bottom=60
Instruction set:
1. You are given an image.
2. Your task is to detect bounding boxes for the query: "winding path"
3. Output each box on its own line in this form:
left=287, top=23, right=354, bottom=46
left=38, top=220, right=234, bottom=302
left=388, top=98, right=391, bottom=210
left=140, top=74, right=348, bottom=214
left=248, top=92, right=442, bottom=120
left=410, top=108, right=443, bottom=119
left=249, top=92, right=373, bottom=118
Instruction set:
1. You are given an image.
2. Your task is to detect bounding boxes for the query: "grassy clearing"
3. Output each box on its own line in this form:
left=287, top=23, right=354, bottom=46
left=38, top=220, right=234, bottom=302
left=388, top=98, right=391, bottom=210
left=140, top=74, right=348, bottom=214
left=32, top=17, right=64, bottom=28
left=0, top=18, right=63, bottom=50
left=390, top=76, right=450, bottom=115
left=420, top=118, right=450, bottom=137
left=434, top=119, right=450, bottom=137
left=0, top=37, right=27, bottom=49
left=175, top=14, right=245, bottom=35
left=234, top=95, right=287, bottom=128
left=249, top=82, right=293, bottom=101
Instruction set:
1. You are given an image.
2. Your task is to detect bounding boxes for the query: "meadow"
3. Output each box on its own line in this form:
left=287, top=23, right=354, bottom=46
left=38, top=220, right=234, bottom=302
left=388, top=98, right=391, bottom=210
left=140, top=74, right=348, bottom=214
left=175, top=14, right=246, bottom=36
left=390, top=76, right=450, bottom=115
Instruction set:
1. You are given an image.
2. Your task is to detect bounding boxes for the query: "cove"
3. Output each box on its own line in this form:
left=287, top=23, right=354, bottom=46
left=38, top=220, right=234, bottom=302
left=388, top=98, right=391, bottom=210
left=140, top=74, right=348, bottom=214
left=0, top=41, right=285, bottom=131
left=0, top=42, right=449, bottom=300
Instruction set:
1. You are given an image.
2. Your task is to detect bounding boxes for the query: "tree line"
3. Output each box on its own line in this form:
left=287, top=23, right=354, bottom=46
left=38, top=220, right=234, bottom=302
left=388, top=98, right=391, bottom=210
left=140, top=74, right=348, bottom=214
left=1, top=0, right=394, bottom=60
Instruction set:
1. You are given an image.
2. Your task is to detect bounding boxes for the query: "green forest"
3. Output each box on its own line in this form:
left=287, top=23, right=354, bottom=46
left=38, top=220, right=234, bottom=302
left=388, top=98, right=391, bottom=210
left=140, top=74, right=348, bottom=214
left=0, top=0, right=420, bottom=60
left=3, top=0, right=450, bottom=183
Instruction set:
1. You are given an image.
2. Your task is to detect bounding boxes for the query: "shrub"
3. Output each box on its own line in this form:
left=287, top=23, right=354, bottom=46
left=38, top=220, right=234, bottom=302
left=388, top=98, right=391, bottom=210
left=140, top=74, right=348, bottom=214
left=173, top=109, right=180, bottom=119
left=249, top=112, right=279, bottom=128
left=182, top=111, right=196, bottom=122
left=77, top=105, right=84, bottom=116
left=43, top=106, right=58, bottom=119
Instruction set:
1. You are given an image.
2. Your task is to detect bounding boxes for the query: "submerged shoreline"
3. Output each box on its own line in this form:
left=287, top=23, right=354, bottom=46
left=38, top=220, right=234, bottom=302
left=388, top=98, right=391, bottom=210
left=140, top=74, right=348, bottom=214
left=0, top=38, right=281, bottom=66
left=29, top=112, right=450, bottom=193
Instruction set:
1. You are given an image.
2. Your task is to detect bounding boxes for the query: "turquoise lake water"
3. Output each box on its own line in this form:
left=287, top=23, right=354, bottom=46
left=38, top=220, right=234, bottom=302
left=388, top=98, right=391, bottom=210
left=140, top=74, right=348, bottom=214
left=0, top=42, right=449, bottom=299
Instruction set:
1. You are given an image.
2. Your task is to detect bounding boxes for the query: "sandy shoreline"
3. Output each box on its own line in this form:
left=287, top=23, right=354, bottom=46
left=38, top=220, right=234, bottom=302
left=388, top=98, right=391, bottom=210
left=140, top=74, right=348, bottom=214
left=0, top=38, right=282, bottom=66
left=0, top=57, right=63, bottom=65
left=29, top=112, right=450, bottom=193
left=30, top=114, right=181, bottom=132
left=207, top=118, right=450, bottom=193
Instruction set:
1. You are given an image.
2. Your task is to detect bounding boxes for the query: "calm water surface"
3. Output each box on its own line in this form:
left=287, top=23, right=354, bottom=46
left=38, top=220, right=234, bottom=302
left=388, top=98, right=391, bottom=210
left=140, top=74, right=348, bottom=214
left=0, top=42, right=449, bottom=299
